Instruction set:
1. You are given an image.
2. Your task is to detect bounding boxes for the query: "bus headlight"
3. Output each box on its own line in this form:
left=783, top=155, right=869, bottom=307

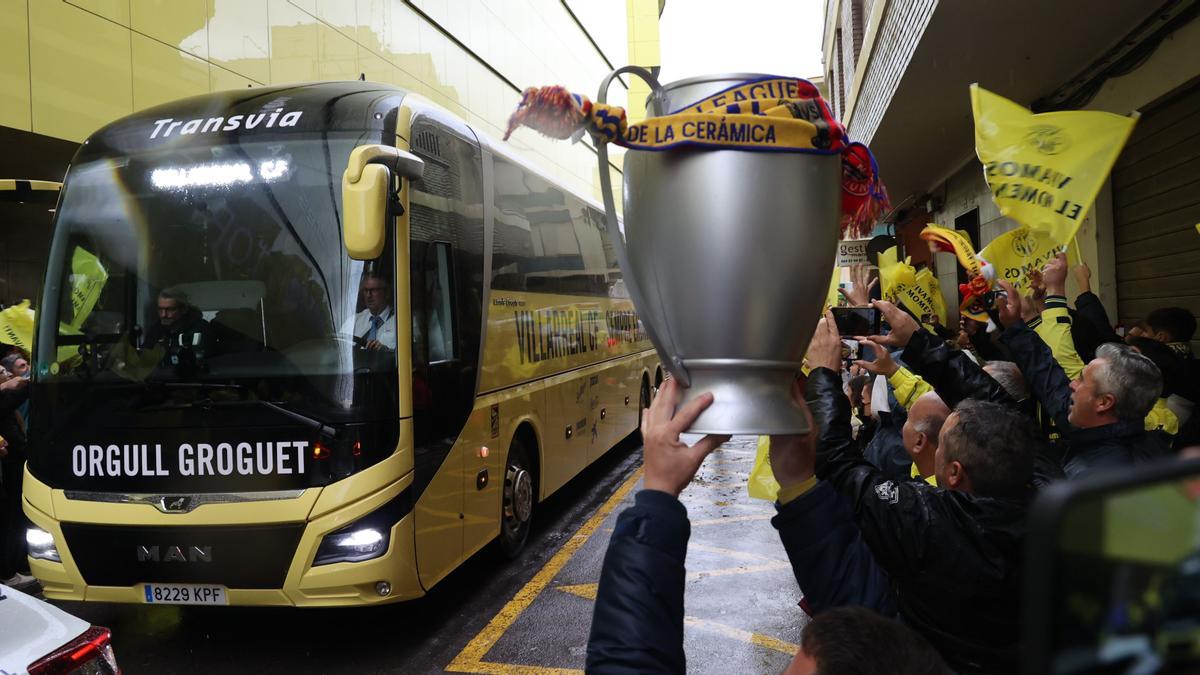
left=27, top=527, right=61, bottom=562
left=314, top=527, right=387, bottom=566
left=312, top=488, right=410, bottom=566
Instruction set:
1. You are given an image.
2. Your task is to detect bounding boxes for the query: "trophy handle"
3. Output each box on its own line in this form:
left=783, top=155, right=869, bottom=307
left=596, top=67, right=691, bottom=386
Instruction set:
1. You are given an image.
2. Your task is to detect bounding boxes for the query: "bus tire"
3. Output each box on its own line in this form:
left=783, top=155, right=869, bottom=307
left=638, top=376, right=651, bottom=437
left=498, top=439, right=535, bottom=558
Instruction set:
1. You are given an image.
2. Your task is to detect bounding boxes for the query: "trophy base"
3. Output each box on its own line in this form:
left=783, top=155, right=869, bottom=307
left=675, top=360, right=811, bottom=435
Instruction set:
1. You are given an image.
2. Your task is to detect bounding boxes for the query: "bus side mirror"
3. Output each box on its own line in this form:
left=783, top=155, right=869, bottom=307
left=342, top=144, right=425, bottom=260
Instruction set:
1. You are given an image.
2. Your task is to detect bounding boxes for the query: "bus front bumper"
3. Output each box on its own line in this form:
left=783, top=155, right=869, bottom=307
left=22, top=471, right=425, bottom=607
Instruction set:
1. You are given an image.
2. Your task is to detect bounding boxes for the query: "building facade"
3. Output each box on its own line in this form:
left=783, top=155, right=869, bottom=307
left=0, top=0, right=659, bottom=307
left=825, top=0, right=1200, bottom=352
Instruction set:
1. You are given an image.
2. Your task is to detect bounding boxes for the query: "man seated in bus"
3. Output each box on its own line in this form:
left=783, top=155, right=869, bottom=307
left=142, top=287, right=209, bottom=355
left=351, top=272, right=396, bottom=351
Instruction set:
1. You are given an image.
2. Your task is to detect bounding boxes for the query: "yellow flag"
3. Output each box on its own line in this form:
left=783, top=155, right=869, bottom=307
left=0, top=300, right=35, bottom=351
left=979, top=225, right=1066, bottom=294
left=826, top=265, right=842, bottom=310
left=971, top=84, right=1137, bottom=245
left=748, top=436, right=780, bottom=501
left=878, top=246, right=905, bottom=303
left=877, top=246, right=945, bottom=328
left=920, top=224, right=982, bottom=277
left=914, top=268, right=948, bottom=327
left=68, top=246, right=109, bottom=330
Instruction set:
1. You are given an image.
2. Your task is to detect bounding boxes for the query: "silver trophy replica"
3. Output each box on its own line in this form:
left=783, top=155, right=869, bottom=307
left=595, top=69, right=841, bottom=434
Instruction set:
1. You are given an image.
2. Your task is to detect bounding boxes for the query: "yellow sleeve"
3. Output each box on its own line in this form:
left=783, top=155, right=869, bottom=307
left=1032, top=295, right=1085, bottom=381
left=888, top=366, right=934, bottom=410
left=777, top=475, right=819, bottom=505
left=1145, top=398, right=1180, bottom=435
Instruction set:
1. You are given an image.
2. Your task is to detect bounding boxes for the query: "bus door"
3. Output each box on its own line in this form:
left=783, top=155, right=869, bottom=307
left=406, top=113, right=486, bottom=587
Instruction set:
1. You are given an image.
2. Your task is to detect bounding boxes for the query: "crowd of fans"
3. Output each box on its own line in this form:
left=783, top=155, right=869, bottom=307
left=585, top=253, right=1199, bottom=674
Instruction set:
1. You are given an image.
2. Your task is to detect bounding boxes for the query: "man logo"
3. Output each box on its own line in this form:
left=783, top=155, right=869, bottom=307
left=1024, top=125, right=1071, bottom=155
left=1011, top=231, right=1039, bottom=258
left=137, top=545, right=213, bottom=562
left=159, top=496, right=193, bottom=513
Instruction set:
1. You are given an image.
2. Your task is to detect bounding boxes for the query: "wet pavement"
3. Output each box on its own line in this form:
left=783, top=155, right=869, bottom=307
left=46, top=435, right=806, bottom=673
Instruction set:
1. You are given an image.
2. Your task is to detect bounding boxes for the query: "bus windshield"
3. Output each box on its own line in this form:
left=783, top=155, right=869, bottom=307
left=35, top=131, right=398, bottom=431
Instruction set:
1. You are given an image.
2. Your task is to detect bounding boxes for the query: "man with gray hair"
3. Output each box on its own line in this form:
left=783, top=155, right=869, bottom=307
left=996, top=280, right=1170, bottom=478
left=982, top=361, right=1030, bottom=403
left=901, top=393, right=950, bottom=484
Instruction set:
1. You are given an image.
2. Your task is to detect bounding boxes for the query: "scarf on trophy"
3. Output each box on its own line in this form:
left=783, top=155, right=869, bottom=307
left=502, top=76, right=890, bottom=239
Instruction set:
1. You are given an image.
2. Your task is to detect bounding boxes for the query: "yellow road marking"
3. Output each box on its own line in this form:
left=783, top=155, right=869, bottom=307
left=445, top=468, right=643, bottom=673
left=684, top=617, right=800, bottom=656
left=445, top=664, right=582, bottom=675
left=688, top=561, right=791, bottom=581
left=555, top=583, right=598, bottom=600
left=691, top=514, right=773, bottom=526
left=553, top=581, right=797, bottom=660
left=687, top=542, right=786, bottom=564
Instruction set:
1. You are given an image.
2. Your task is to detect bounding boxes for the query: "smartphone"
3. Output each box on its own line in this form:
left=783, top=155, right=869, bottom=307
left=840, top=338, right=860, bottom=362
left=831, top=306, right=881, bottom=337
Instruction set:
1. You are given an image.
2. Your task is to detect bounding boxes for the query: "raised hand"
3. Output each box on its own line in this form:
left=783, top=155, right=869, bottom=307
left=640, top=378, right=730, bottom=497
left=768, top=378, right=819, bottom=488
left=806, top=309, right=844, bottom=373
left=838, top=263, right=878, bottom=307
left=853, top=338, right=899, bottom=377
left=1042, top=252, right=1068, bottom=297
left=1072, top=259, right=1092, bottom=294
left=866, top=299, right=919, bottom=349
left=995, top=280, right=1026, bottom=328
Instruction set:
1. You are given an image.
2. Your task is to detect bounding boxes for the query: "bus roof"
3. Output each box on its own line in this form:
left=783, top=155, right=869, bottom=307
left=73, top=80, right=619, bottom=223
left=76, top=81, right=408, bottom=160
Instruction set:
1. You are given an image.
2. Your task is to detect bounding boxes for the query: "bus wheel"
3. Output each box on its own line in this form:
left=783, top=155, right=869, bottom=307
left=638, top=378, right=651, bottom=434
left=499, top=440, right=534, bottom=557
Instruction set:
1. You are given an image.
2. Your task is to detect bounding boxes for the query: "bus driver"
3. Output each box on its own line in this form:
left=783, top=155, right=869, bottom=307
left=352, top=272, right=396, bottom=351
left=143, top=287, right=209, bottom=352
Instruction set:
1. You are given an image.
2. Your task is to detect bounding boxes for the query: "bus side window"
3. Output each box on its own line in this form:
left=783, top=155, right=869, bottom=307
left=426, top=242, right=455, bottom=363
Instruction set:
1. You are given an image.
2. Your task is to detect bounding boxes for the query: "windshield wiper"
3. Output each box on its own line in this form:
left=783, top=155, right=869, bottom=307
left=140, top=383, right=336, bottom=438
left=198, top=398, right=337, bottom=439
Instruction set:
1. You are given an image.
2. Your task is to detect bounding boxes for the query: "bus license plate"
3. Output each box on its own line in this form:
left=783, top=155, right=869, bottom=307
left=143, top=583, right=228, bottom=605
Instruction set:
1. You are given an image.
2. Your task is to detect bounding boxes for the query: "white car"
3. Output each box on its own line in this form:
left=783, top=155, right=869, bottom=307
left=0, top=584, right=120, bottom=674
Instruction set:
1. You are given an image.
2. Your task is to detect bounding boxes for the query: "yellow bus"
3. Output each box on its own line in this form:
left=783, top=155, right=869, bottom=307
left=23, top=81, right=660, bottom=607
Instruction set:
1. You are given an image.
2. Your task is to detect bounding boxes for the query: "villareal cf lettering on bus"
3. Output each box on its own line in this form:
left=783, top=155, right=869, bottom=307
left=22, top=81, right=657, bottom=608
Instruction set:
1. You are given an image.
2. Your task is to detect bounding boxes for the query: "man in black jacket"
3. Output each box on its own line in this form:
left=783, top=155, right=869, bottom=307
left=586, top=379, right=728, bottom=673
left=587, top=376, right=948, bottom=674
left=994, top=280, right=1169, bottom=477
left=768, top=310, right=1036, bottom=673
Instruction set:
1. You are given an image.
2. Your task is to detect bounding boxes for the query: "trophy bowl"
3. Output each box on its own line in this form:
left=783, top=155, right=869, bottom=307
left=598, top=72, right=841, bottom=434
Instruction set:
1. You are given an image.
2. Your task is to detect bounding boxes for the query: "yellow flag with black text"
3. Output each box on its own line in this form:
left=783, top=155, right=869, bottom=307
left=879, top=247, right=946, bottom=328
left=971, top=84, right=1136, bottom=245
left=979, top=225, right=1065, bottom=294
left=914, top=268, right=948, bottom=327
